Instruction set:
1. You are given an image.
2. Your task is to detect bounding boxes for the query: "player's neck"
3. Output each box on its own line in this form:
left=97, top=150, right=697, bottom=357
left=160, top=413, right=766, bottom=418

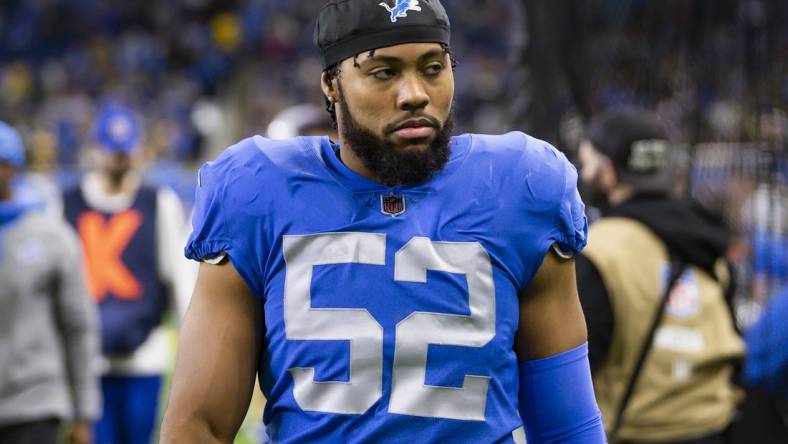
left=336, top=137, right=382, bottom=184
left=99, top=172, right=137, bottom=195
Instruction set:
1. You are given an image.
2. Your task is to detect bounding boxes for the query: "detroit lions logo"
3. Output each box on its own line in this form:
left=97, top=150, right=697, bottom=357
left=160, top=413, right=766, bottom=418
left=379, top=0, right=422, bottom=23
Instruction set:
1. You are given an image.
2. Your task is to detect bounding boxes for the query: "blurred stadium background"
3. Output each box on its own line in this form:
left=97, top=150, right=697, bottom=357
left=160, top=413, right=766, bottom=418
left=0, top=0, right=786, bottom=442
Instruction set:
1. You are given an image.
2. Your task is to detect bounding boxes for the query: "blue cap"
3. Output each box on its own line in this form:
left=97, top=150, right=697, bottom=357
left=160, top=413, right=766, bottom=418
left=0, top=121, right=25, bottom=168
left=94, top=104, right=142, bottom=154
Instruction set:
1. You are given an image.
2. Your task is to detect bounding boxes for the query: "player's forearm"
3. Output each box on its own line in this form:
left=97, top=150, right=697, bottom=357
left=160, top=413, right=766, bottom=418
left=160, top=413, right=234, bottom=444
left=162, top=263, right=261, bottom=444
left=161, top=337, right=253, bottom=444
left=160, top=363, right=249, bottom=444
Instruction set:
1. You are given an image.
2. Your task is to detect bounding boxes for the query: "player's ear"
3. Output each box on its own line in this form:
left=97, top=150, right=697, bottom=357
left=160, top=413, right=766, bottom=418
left=321, top=72, right=338, bottom=104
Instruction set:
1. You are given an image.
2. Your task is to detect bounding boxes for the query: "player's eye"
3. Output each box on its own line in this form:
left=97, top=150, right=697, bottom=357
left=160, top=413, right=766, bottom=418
left=370, top=68, right=397, bottom=81
left=423, top=63, right=445, bottom=76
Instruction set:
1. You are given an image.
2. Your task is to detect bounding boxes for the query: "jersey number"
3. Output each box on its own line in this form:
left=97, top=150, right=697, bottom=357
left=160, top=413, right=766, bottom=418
left=283, top=233, right=495, bottom=421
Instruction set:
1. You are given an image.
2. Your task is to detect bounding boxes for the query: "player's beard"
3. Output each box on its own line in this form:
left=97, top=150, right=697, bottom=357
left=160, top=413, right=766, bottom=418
left=336, top=92, right=454, bottom=188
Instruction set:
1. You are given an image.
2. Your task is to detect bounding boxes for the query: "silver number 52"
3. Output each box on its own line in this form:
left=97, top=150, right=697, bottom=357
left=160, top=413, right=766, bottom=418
left=283, top=232, right=495, bottom=421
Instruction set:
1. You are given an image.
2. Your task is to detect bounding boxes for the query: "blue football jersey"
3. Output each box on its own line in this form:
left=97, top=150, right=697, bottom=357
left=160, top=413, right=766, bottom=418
left=185, top=132, right=587, bottom=443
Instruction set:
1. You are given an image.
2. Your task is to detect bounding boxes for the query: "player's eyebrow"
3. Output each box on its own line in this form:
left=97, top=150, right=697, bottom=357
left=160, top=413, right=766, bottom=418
left=359, top=49, right=446, bottom=66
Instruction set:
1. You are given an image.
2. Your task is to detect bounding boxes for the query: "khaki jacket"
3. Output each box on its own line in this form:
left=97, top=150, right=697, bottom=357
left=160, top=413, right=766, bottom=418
left=583, top=218, right=744, bottom=442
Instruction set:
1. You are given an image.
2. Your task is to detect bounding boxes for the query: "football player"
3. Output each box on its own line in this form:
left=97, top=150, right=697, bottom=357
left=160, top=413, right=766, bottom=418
left=162, top=1, right=605, bottom=443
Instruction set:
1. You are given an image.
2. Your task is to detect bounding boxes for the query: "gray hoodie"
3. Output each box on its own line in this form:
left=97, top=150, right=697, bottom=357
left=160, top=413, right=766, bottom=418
left=0, top=210, right=100, bottom=425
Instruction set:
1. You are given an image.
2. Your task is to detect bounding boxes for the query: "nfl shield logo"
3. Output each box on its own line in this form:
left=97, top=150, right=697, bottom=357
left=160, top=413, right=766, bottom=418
left=381, top=194, right=406, bottom=217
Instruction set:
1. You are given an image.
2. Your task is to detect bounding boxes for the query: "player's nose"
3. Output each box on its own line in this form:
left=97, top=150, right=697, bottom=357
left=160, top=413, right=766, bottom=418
left=396, top=73, right=429, bottom=111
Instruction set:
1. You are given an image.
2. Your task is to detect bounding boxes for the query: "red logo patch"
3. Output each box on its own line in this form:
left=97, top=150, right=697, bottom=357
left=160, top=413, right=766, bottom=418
left=381, top=194, right=406, bottom=217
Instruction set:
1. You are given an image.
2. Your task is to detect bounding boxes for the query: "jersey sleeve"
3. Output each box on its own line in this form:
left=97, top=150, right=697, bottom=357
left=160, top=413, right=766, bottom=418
left=551, top=156, right=588, bottom=257
left=184, top=144, right=266, bottom=298
left=518, top=134, right=588, bottom=260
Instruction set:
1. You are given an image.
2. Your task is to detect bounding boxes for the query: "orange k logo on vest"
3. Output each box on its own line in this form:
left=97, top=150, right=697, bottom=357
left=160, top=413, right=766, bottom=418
left=78, top=210, right=143, bottom=302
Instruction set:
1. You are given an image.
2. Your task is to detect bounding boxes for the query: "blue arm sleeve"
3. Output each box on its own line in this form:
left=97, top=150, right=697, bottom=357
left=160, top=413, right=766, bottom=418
left=519, top=343, right=607, bottom=443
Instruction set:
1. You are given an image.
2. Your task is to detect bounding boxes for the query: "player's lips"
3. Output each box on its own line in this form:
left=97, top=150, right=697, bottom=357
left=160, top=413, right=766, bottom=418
left=394, top=126, right=435, bottom=139
left=391, top=119, right=437, bottom=139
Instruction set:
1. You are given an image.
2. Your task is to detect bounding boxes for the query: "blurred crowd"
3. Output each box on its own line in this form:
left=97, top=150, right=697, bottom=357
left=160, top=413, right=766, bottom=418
left=0, top=0, right=521, bottom=176
left=1, top=1, right=785, bottom=168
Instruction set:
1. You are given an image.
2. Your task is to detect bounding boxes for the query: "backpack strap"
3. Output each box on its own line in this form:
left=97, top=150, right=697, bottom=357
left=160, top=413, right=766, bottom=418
left=609, top=258, right=688, bottom=442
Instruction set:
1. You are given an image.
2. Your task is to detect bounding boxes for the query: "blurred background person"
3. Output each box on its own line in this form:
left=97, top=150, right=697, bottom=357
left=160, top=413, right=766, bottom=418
left=737, top=287, right=788, bottom=442
left=576, top=109, right=744, bottom=444
left=61, top=105, right=188, bottom=444
left=0, top=121, right=99, bottom=444
left=744, top=284, right=788, bottom=397
left=266, top=103, right=337, bottom=140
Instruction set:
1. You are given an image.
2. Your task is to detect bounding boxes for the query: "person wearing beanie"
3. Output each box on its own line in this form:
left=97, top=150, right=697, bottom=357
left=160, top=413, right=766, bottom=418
left=61, top=105, right=189, bottom=444
left=0, top=121, right=100, bottom=444
left=162, top=1, right=605, bottom=442
left=576, top=108, right=744, bottom=443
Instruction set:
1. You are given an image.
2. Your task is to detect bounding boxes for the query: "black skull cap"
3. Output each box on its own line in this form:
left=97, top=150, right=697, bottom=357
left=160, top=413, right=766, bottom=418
left=315, top=0, right=451, bottom=70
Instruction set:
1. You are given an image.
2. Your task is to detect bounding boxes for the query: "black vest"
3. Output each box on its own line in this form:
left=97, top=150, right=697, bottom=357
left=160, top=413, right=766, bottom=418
left=63, top=184, right=168, bottom=354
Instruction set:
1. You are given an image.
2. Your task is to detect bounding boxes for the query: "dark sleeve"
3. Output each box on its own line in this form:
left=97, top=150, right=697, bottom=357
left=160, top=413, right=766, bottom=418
left=575, top=254, right=614, bottom=374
